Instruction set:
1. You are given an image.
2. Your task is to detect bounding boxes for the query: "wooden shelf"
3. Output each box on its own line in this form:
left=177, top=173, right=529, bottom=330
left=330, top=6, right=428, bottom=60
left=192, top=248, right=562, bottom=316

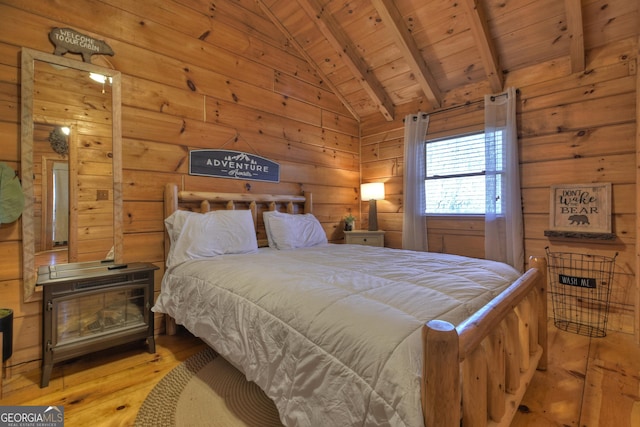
left=544, top=230, right=616, bottom=240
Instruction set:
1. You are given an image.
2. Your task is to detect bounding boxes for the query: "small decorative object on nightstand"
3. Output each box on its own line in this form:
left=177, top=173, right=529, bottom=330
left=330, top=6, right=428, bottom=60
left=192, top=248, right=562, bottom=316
left=344, top=214, right=356, bottom=231
left=344, top=230, right=385, bottom=247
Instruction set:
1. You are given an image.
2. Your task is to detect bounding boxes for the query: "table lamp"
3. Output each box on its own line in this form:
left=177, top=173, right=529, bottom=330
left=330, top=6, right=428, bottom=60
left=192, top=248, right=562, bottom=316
left=361, top=182, right=385, bottom=231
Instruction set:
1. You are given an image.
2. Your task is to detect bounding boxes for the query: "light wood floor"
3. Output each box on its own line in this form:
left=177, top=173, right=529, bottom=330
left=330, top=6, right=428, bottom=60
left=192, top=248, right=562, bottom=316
left=513, top=321, right=640, bottom=426
left=1, top=321, right=639, bottom=426
left=0, top=331, right=208, bottom=426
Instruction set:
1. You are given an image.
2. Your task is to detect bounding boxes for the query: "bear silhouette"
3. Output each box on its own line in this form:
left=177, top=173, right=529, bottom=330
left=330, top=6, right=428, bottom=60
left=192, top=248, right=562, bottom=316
left=568, top=214, right=589, bottom=225
left=49, top=28, right=114, bottom=63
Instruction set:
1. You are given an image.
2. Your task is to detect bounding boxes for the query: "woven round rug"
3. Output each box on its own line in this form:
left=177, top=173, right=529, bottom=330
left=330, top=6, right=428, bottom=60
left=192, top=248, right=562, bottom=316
left=135, top=347, right=283, bottom=426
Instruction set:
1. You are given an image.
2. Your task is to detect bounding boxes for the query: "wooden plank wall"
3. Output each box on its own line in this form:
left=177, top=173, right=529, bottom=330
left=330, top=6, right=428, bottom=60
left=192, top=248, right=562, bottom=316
left=0, top=0, right=360, bottom=375
left=362, top=37, right=638, bottom=334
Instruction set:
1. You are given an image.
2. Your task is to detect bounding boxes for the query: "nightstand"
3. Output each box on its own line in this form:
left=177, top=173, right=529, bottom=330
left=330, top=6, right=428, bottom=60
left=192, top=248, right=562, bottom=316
left=344, top=230, right=385, bottom=247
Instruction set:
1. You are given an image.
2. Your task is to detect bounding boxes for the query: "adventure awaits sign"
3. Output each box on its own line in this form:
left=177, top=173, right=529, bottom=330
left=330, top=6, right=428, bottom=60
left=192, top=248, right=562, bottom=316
left=189, top=150, right=280, bottom=183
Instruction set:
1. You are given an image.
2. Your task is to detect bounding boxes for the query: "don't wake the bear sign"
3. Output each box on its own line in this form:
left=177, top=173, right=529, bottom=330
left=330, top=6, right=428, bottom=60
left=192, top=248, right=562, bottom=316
left=549, top=183, right=611, bottom=233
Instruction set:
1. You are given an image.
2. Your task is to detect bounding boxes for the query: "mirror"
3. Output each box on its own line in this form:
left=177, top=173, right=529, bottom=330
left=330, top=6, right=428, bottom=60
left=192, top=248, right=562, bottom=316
left=21, top=48, right=122, bottom=301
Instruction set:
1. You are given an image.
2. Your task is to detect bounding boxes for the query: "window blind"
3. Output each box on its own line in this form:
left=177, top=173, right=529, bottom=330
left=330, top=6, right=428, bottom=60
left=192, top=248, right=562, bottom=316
left=425, top=133, right=493, bottom=214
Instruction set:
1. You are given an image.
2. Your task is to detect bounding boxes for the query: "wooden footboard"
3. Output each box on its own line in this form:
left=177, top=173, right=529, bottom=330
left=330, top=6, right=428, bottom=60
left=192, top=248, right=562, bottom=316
left=422, top=256, right=547, bottom=427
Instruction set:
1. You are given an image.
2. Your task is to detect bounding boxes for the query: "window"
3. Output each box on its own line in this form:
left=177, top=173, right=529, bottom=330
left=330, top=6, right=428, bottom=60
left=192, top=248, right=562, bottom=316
left=425, top=132, right=503, bottom=214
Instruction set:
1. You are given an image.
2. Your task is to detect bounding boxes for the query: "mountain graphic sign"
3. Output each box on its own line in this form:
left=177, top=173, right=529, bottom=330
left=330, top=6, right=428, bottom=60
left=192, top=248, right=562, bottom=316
left=189, top=150, right=280, bottom=183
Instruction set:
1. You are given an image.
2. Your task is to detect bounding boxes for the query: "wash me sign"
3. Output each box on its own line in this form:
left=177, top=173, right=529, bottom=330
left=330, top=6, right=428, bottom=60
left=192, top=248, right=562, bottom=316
left=189, top=150, right=280, bottom=183
left=558, top=273, right=597, bottom=289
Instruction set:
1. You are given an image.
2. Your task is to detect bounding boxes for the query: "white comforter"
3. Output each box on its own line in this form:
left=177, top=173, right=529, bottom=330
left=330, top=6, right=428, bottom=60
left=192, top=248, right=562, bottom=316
left=153, top=244, right=520, bottom=427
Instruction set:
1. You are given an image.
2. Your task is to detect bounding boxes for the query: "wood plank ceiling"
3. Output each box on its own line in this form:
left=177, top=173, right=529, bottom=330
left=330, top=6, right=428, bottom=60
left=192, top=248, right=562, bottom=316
left=256, top=0, right=637, bottom=122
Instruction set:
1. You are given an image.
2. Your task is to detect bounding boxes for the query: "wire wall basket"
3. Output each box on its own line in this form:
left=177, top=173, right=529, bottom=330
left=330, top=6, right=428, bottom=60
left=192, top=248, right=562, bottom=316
left=546, top=248, right=617, bottom=338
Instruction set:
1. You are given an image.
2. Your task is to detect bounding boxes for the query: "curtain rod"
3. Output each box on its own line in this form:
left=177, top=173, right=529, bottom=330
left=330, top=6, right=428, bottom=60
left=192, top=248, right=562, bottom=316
left=406, top=88, right=520, bottom=121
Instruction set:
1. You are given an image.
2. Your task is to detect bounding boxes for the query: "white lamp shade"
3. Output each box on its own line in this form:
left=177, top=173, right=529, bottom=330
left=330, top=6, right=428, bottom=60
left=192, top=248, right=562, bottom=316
left=361, top=182, right=385, bottom=201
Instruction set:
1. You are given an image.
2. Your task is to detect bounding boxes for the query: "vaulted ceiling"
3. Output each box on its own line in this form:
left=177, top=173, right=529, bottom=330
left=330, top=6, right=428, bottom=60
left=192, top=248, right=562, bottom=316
left=257, top=0, right=638, bottom=121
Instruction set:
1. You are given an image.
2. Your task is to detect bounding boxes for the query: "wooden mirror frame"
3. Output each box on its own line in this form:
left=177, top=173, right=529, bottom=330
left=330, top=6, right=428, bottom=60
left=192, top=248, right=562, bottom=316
left=21, top=48, right=123, bottom=301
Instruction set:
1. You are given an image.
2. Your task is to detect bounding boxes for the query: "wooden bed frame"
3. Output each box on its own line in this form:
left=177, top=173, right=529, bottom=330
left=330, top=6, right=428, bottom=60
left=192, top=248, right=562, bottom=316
left=162, top=183, right=548, bottom=427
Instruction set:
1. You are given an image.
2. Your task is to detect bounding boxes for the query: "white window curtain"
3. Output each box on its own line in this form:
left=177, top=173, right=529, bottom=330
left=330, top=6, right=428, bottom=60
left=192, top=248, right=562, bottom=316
left=484, top=87, right=524, bottom=271
left=402, top=113, right=430, bottom=251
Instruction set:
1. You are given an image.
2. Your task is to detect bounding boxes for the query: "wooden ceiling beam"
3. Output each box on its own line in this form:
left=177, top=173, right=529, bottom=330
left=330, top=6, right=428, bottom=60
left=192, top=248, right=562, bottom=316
left=295, top=0, right=395, bottom=121
left=564, top=0, right=585, bottom=73
left=370, top=0, right=442, bottom=109
left=256, top=0, right=361, bottom=121
left=460, top=0, right=503, bottom=92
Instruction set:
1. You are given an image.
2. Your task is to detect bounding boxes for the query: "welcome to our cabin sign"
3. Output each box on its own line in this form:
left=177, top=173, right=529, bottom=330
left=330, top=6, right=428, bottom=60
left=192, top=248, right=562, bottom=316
left=49, top=27, right=114, bottom=63
left=189, top=150, right=280, bottom=183
left=549, top=183, right=611, bottom=233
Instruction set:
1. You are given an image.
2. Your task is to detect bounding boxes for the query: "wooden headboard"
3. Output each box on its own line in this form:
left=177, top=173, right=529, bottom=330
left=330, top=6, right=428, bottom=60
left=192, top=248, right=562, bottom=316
left=163, top=183, right=312, bottom=259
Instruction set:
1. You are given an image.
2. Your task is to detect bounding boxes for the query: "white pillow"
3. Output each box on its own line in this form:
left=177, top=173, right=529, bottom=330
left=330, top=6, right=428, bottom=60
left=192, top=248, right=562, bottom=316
left=266, top=212, right=327, bottom=250
left=165, top=209, right=257, bottom=268
left=164, top=210, right=198, bottom=265
left=263, top=210, right=283, bottom=248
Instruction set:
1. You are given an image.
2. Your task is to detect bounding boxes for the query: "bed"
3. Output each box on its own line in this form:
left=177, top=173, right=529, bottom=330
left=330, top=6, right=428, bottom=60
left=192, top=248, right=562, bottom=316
left=153, top=183, right=548, bottom=427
